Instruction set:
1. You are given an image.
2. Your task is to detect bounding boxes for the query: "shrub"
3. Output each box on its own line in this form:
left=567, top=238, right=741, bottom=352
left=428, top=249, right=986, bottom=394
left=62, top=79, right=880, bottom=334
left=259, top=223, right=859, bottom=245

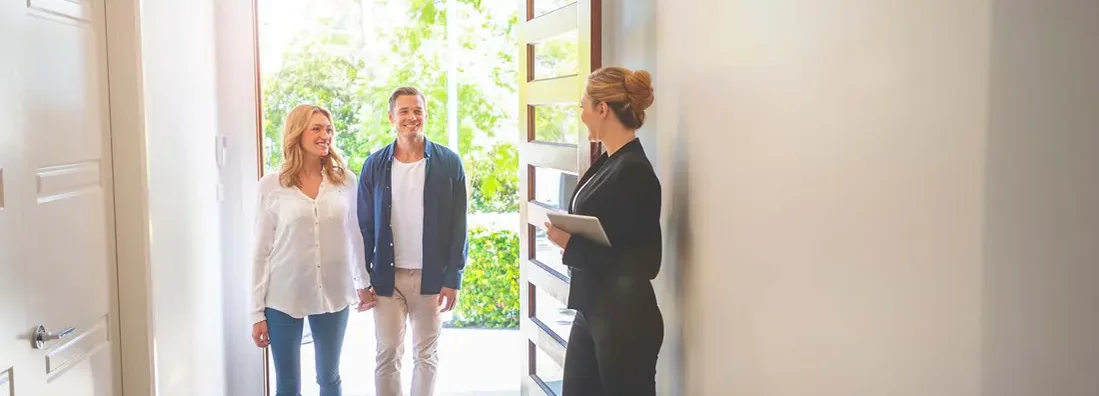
left=447, top=226, right=520, bottom=329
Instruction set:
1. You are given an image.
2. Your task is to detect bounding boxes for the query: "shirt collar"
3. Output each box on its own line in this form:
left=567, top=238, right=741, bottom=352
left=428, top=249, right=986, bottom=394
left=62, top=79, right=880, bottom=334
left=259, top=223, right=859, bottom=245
left=607, top=137, right=644, bottom=159
left=387, top=136, right=433, bottom=160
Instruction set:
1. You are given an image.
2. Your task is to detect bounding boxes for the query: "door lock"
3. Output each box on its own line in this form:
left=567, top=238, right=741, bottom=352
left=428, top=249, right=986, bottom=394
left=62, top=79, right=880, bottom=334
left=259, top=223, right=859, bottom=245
left=33, top=325, right=75, bottom=349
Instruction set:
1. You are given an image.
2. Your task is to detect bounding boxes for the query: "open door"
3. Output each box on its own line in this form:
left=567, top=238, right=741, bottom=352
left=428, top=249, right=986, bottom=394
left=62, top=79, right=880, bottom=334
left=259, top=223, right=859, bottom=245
left=0, top=0, right=122, bottom=394
left=517, top=0, right=601, bottom=394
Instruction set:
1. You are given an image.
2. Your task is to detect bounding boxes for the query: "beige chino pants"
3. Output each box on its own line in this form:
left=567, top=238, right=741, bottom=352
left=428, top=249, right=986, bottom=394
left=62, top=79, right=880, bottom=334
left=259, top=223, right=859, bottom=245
left=373, top=268, right=442, bottom=396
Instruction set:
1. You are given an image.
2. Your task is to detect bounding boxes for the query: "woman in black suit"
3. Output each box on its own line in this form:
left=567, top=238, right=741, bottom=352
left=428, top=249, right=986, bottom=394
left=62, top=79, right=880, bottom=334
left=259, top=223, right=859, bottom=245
left=544, top=66, right=663, bottom=396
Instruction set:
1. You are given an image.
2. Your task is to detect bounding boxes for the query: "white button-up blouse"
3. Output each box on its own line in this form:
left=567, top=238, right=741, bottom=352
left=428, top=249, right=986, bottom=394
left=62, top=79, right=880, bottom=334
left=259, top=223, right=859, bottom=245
left=251, top=169, right=370, bottom=324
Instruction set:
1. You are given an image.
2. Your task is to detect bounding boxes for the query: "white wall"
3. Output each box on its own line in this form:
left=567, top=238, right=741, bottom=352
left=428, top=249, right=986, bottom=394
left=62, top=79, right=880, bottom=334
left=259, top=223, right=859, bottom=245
left=983, top=1, right=1099, bottom=395
left=647, top=0, right=990, bottom=394
left=602, top=1, right=685, bottom=395
left=605, top=0, right=1099, bottom=394
left=213, top=0, right=267, bottom=394
left=139, top=0, right=228, bottom=393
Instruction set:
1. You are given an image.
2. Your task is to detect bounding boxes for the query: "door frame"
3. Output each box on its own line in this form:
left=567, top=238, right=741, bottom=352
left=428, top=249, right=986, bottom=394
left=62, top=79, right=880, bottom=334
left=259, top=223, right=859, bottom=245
left=100, top=0, right=270, bottom=394
left=517, top=0, right=602, bottom=394
left=251, top=3, right=273, bottom=395
left=104, top=0, right=157, bottom=394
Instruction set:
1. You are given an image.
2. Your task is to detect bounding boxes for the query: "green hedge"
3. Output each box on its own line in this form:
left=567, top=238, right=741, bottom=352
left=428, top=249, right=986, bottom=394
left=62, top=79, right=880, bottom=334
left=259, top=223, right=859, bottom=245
left=447, top=226, right=520, bottom=329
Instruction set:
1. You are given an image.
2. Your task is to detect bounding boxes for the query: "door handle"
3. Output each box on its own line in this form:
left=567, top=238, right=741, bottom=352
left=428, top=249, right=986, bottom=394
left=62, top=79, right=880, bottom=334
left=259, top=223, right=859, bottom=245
left=33, top=325, right=76, bottom=349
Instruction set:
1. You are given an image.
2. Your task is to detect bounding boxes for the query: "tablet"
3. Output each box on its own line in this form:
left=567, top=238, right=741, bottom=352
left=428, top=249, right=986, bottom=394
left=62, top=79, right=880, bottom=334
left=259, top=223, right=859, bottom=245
left=546, top=212, right=612, bottom=247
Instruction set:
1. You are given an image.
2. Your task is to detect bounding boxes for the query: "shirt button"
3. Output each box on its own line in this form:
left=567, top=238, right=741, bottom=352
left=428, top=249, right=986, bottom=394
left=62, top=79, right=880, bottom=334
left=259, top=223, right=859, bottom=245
left=390, top=263, right=394, bottom=266
left=389, top=243, right=393, bottom=246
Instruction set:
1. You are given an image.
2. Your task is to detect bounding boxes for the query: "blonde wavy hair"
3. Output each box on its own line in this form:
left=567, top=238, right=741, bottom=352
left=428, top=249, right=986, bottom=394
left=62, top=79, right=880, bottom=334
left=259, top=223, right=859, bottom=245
left=278, top=104, right=349, bottom=188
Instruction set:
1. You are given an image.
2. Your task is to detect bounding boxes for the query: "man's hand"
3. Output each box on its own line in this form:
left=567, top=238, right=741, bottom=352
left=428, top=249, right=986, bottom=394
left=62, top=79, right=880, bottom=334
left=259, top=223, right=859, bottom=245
left=544, top=222, right=571, bottom=249
left=252, top=321, right=270, bottom=348
left=437, top=287, right=459, bottom=312
left=356, top=288, right=377, bottom=312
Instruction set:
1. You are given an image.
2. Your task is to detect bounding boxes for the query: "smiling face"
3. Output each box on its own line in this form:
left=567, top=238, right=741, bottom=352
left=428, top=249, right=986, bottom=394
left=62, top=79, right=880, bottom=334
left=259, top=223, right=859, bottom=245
left=389, top=94, right=426, bottom=139
left=299, top=112, right=333, bottom=158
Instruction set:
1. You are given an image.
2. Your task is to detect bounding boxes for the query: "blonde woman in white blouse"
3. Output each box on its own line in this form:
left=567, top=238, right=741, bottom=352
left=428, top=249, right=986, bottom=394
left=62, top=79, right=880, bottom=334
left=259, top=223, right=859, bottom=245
left=251, top=104, right=374, bottom=396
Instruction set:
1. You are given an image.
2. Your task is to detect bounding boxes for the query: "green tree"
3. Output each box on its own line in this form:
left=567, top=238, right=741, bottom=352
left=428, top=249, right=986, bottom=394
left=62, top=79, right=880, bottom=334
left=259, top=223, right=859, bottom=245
left=468, top=142, right=518, bottom=212
left=262, top=0, right=523, bottom=214
left=262, top=35, right=380, bottom=173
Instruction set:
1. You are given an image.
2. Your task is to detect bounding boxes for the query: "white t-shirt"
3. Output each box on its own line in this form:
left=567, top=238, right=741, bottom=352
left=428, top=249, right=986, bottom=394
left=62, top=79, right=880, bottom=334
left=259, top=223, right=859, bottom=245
left=250, top=170, right=369, bottom=324
left=390, top=158, right=427, bottom=269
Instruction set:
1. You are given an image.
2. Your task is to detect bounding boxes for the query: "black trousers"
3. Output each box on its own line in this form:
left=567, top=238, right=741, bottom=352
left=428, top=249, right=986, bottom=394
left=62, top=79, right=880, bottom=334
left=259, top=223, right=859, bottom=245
left=561, top=302, right=664, bottom=396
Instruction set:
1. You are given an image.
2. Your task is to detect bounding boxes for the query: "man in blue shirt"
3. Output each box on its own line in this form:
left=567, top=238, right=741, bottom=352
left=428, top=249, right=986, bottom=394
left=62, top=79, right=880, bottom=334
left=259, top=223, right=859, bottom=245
left=356, top=86, right=468, bottom=396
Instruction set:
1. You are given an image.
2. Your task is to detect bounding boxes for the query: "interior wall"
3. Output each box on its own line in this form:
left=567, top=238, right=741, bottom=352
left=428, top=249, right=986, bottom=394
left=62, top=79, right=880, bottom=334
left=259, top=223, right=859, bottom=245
left=982, top=0, right=1099, bottom=395
left=214, top=0, right=267, bottom=394
left=139, top=0, right=228, bottom=393
left=601, top=1, right=686, bottom=395
left=652, top=0, right=988, bottom=394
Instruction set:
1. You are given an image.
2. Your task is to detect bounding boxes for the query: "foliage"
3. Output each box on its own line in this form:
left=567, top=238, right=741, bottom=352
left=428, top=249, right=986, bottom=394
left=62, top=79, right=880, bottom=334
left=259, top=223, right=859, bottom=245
left=261, top=0, right=522, bottom=213
left=533, top=103, right=579, bottom=144
left=258, top=0, right=589, bottom=328
left=262, top=39, right=379, bottom=173
left=447, top=226, right=520, bottom=329
left=467, top=142, right=519, bottom=212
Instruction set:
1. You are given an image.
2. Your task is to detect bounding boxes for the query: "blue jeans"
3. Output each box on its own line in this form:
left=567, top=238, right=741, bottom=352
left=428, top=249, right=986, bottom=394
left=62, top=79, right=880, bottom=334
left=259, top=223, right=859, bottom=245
left=266, top=307, right=349, bottom=396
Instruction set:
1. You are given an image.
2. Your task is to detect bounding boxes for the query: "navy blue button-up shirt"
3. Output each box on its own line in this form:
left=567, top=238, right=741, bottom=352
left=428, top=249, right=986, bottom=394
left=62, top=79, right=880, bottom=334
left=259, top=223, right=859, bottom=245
left=356, top=138, right=468, bottom=297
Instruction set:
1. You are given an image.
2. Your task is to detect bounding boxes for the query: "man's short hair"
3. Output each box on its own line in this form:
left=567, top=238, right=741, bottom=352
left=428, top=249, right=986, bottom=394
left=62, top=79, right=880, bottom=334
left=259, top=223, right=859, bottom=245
left=388, top=86, right=427, bottom=113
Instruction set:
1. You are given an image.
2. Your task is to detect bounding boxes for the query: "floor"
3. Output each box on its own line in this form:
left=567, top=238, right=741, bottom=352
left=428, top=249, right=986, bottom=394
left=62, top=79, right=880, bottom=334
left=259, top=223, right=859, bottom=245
left=271, top=308, right=524, bottom=396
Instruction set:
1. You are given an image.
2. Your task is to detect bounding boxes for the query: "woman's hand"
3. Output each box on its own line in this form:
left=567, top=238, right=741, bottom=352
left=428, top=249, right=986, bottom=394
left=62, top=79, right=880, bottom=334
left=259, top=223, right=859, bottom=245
left=252, top=321, right=270, bottom=348
left=544, top=222, right=571, bottom=249
left=356, top=288, right=377, bottom=312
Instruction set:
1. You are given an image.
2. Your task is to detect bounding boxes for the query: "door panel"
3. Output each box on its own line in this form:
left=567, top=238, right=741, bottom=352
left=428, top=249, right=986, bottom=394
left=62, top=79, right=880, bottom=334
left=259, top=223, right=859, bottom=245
left=531, top=224, right=570, bottom=278
left=531, top=166, right=578, bottom=213
left=530, top=104, right=580, bottom=144
left=517, top=0, right=600, bottom=394
left=530, top=0, right=577, bottom=22
left=1, top=0, right=120, bottom=394
left=530, top=340, right=565, bottom=395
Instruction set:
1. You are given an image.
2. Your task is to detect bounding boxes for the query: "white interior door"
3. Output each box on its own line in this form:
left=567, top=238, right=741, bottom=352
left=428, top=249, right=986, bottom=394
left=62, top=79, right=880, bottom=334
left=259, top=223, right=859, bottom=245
left=0, top=0, right=121, bottom=395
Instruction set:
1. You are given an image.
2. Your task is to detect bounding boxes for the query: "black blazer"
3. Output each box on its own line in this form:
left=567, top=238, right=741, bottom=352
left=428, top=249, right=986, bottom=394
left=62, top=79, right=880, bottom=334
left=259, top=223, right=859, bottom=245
left=562, top=138, right=662, bottom=313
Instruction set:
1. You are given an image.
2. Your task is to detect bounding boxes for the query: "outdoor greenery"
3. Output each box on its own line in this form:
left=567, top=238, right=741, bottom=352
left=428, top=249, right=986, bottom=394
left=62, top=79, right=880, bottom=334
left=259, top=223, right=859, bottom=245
left=447, top=225, right=520, bottom=328
left=259, top=0, right=580, bottom=328
left=261, top=0, right=532, bottom=214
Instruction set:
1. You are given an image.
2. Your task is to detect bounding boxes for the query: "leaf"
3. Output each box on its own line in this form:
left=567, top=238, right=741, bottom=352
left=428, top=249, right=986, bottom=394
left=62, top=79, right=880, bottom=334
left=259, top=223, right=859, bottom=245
left=262, top=0, right=521, bottom=214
